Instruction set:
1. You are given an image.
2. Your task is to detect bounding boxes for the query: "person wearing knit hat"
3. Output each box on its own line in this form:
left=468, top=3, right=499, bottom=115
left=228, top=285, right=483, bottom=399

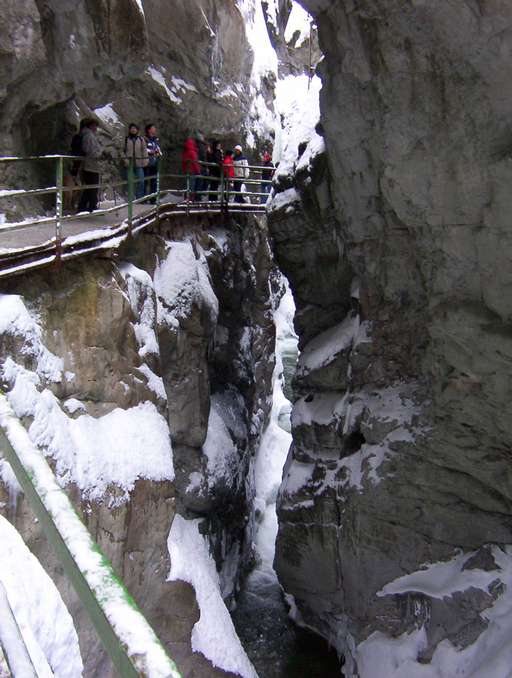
left=233, top=145, right=249, bottom=203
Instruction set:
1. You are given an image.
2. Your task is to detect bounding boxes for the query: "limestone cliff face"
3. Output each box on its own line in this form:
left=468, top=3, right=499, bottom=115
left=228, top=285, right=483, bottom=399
left=0, top=0, right=264, bottom=208
left=0, top=214, right=274, bottom=676
left=271, top=0, right=512, bottom=674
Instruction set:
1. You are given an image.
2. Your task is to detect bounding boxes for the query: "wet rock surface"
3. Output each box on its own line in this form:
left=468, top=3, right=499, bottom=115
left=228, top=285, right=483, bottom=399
left=0, top=213, right=275, bottom=677
left=270, top=0, right=512, bottom=674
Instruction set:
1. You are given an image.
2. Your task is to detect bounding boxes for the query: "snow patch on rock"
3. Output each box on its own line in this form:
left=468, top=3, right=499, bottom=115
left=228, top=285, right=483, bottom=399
left=358, top=546, right=512, bottom=678
left=154, top=240, right=219, bottom=329
left=0, top=295, right=174, bottom=505
left=168, top=515, right=257, bottom=678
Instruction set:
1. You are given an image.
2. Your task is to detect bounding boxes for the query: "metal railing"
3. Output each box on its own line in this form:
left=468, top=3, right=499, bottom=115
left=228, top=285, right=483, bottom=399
left=0, top=154, right=274, bottom=250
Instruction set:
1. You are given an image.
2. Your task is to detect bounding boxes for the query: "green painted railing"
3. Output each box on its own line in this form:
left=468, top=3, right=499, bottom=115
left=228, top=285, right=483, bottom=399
left=0, top=394, right=182, bottom=678
left=0, top=154, right=273, bottom=248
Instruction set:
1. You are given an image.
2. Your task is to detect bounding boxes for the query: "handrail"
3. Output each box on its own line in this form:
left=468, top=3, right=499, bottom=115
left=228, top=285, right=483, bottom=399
left=0, top=394, right=182, bottom=678
left=0, top=154, right=273, bottom=247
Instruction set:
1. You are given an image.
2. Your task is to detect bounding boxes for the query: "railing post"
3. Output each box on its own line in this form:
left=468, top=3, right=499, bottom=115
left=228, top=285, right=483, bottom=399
left=127, top=158, right=134, bottom=236
left=220, top=170, right=225, bottom=208
left=186, top=172, right=190, bottom=216
left=156, top=161, right=161, bottom=225
left=55, top=156, right=63, bottom=260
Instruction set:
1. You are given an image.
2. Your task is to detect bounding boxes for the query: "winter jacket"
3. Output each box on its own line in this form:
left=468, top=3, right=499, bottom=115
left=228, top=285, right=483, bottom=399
left=197, top=139, right=208, bottom=171
left=262, top=159, right=275, bottom=181
left=145, top=135, right=162, bottom=167
left=81, top=127, right=102, bottom=173
left=124, top=135, right=149, bottom=168
left=182, top=138, right=200, bottom=175
left=208, top=148, right=223, bottom=177
left=223, top=156, right=235, bottom=179
left=233, top=154, right=249, bottom=179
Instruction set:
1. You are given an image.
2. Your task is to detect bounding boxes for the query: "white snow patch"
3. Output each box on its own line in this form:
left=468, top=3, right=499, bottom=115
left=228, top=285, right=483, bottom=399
left=186, top=472, right=202, bottom=493
left=378, top=550, right=501, bottom=600
left=119, top=263, right=159, bottom=358
left=273, top=73, right=322, bottom=181
left=236, top=0, right=279, bottom=146
left=0, top=294, right=63, bottom=382
left=93, top=103, right=121, bottom=126
left=284, top=2, right=312, bottom=47
left=297, top=312, right=359, bottom=377
left=154, top=241, right=219, bottom=330
left=0, top=295, right=173, bottom=505
left=168, top=515, right=257, bottom=678
left=0, top=514, right=83, bottom=677
left=358, top=546, right=512, bottom=678
left=137, top=363, right=167, bottom=401
left=281, top=460, right=315, bottom=496
left=202, top=396, right=240, bottom=490
left=292, top=392, right=347, bottom=428
left=171, top=76, right=197, bottom=93
left=135, top=0, right=145, bottom=18
left=267, top=187, right=300, bottom=213
left=147, top=66, right=182, bottom=104
left=0, top=396, right=178, bottom=677
left=63, top=398, right=86, bottom=415
left=254, top=286, right=296, bottom=515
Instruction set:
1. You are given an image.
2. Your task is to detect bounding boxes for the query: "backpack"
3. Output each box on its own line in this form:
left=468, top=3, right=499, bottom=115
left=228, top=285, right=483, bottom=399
left=71, top=132, right=84, bottom=157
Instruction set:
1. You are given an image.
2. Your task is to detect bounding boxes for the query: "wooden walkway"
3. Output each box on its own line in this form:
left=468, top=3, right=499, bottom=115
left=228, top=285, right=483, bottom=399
left=0, top=197, right=265, bottom=281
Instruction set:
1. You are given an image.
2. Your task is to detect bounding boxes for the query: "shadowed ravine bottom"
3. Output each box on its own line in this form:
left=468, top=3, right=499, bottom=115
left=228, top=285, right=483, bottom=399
left=232, top=564, right=341, bottom=677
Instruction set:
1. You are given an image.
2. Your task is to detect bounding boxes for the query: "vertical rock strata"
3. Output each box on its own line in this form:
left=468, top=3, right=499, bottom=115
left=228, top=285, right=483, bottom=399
left=270, top=0, right=512, bottom=674
left=0, top=215, right=275, bottom=676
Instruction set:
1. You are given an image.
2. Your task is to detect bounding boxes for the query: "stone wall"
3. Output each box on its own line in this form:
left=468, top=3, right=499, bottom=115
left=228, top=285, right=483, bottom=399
left=270, top=1, right=512, bottom=674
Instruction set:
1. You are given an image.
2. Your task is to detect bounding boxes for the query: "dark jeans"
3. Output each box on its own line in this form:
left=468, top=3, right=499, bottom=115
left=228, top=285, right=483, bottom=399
left=144, top=165, right=158, bottom=202
left=194, top=172, right=208, bottom=200
left=78, top=171, right=99, bottom=212
left=209, top=174, right=221, bottom=201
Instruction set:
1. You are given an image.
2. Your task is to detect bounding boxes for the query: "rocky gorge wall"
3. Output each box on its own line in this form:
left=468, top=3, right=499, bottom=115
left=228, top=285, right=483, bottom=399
left=270, top=1, right=512, bottom=675
left=0, top=214, right=275, bottom=677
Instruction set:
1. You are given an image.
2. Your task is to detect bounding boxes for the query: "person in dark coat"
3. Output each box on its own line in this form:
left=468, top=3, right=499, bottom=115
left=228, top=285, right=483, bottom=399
left=181, top=137, right=200, bottom=201
left=77, top=119, right=102, bottom=213
left=260, top=151, right=275, bottom=203
left=207, top=140, right=223, bottom=201
left=144, top=124, right=162, bottom=203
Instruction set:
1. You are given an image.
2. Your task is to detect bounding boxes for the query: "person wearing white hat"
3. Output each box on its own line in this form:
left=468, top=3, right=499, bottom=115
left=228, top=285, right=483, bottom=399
left=233, top=145, right=249, bottom=203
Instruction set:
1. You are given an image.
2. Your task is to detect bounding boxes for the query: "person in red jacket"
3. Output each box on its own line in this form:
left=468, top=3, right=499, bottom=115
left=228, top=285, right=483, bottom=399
left=181, top=137, right=200, bottom=201
left=223, top=150, right=235, bottom=203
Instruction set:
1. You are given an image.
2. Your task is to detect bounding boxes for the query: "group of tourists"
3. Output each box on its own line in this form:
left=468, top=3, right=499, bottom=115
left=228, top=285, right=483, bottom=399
left=70, top=118, right=274, bottom=213
left=70, top=119, right=162, bottom=212
left=181, top=135, right=274, bottom=204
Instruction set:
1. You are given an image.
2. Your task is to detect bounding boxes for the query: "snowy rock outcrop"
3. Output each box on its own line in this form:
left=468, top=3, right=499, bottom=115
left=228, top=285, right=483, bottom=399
left=0, top=0, right=277, bottom=213
left=0, top=214, right=275, bottom=677
left=270, top=1, right=512, bottom=675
